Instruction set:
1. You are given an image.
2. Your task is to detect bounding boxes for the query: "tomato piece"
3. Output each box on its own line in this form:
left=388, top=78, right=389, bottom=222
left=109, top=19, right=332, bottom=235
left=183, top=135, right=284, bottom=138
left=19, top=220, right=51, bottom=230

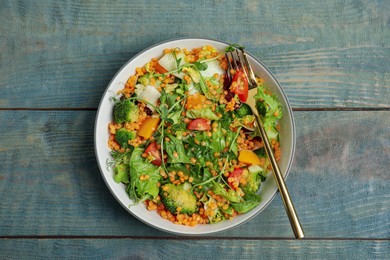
left=144, top=141, right=162, bottom=166
left=230, top=70, right=249, bottom=102
left=187, top=118, right=211, bottom=131
left=227, top=167, right=244, bottom=189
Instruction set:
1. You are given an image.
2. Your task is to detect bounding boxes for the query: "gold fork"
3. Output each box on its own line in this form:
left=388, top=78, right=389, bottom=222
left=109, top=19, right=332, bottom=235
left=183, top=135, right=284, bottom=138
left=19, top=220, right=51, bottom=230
left=225, top=47, right=304, bottom=239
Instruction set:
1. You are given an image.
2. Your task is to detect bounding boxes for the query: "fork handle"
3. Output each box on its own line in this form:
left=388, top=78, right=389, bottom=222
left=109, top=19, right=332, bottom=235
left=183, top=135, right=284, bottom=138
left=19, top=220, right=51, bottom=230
left=254, top=114, right=305, bottom=239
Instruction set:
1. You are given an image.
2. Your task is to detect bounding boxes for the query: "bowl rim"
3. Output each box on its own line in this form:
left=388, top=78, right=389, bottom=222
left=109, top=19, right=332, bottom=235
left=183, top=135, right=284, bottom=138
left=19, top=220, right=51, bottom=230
left=94, top=37, right=296, bottom=235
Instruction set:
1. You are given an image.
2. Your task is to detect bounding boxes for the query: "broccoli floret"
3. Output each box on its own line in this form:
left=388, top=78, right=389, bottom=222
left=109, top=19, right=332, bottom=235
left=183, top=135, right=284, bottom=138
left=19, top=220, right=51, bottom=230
left=115, top=128, right=136, bottom=148
left=113, top=99, right=139, bottom=124
left=160, top=183, right=197, bottom=215
left=235, top=103, right=253, bottom=117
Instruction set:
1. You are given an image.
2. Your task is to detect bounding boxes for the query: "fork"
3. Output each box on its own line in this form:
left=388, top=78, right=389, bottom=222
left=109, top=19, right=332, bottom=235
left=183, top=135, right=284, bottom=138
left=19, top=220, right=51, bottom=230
left=225, top=47, right=305, bottom=239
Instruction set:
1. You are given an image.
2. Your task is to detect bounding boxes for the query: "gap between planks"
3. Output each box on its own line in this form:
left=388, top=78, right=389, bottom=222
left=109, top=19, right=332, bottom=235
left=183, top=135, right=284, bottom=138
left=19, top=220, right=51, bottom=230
left=0, top=236, right=389, bottom=241
left=0, top=107, right=389, bottom=111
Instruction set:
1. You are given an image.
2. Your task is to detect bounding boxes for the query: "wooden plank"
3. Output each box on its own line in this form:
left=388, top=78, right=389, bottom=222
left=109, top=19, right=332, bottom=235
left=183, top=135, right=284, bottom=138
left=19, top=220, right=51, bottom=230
left=0, top=0, right=389, bottom=109
left=0, top=110, right=388, bottom=238
left=0, top=238, right=389, bottom=259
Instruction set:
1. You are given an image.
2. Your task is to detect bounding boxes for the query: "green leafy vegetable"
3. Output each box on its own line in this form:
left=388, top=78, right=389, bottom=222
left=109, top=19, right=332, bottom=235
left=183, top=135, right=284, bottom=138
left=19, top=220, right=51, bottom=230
left=186, top=108, right=219, bottom=121
left=194, top=61, right=208, bottom=71
left=235, top=103, right=253, bottom=117
left=160, top=183, right=197, bottom=215
left=114, top=163, right=129, bottom=184
left=210, top=122, right=226, bottom=153
left=127, top=148, right=162, bottom=202
left=212, top=182, right=241, bottom=203
left=225, top=44, right=245, bottom=53
left=164, top=134, right=191, bottom=164
left=231, top=190, right=262, bottom=213
left=254, top=84, right=283, bottom=140
left=113, top=99, right=139, bottom=124
left=115, top=128, right=136, bottom=148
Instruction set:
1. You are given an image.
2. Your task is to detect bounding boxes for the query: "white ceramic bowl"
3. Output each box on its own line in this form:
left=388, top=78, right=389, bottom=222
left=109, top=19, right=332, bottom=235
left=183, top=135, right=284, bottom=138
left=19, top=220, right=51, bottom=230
left=94, top=38, right=296, bottom=235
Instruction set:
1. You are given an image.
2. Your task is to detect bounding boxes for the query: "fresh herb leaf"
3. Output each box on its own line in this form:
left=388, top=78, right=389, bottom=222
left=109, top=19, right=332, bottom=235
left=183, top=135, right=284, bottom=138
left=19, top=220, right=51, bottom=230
left=194, top=61, right=208, bottom=71
left=159, top=105, right=169, bottom=121
left=176, top=58, right=182, bottom=69
left=164, top=134, right=191, bottom=164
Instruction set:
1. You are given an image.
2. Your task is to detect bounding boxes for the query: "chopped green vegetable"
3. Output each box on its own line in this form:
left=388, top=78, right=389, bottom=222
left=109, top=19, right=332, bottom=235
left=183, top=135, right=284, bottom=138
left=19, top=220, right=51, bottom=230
left=231, top=190, right=262, bottom=214
left=114, top=163, right=129, bottom=184
left=164, top=134, right=191, bottom=163
left=254, top=84, right=283, bottom=140
left=113, top=99, right=139, bottom=124
left=212, top=182, right=241, bottom=203
left=115, top=128, right=136, bottom=148
left=160, top=183, right=197, bottom=215
left=241, top=167, right=263, bottom=193
left=235, top=103, right=253, bottom=117
left=128, top=148, right=162, bottom=202
left=186, top=108, right=219, bottom=121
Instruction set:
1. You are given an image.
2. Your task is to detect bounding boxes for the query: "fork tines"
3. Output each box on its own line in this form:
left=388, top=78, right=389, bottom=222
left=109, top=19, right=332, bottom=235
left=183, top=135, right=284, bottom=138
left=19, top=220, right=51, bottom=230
left=225, top=47, right=257, bottom=87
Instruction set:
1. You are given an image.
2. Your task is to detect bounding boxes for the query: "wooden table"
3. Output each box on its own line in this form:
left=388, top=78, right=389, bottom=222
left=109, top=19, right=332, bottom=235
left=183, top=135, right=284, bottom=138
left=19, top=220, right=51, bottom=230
left=1, top=0, right=389, bottom=259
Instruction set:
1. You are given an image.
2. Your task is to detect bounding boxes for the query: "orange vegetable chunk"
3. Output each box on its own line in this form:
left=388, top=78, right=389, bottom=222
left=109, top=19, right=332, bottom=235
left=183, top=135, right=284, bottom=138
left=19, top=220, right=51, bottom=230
left=137, top=116, right=160, bottom=139
left=185, top=93, right=207, bottom=110
left=238, top=150, right=262, bottom=165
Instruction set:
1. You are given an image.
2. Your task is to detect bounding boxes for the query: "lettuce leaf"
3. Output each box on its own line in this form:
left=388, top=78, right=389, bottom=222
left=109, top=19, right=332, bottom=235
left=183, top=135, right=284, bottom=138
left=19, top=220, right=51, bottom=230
left=114, top=163, right=130, bottom=184
left=254, top=84, right=283, bottom=140
left=186, top=108, right=219, bottom=121
left=210, top=122, right=226, bottom=153
left=212, top=182, right=241, bottom=203
left=127, top=148, right=162, bottom=202
left=231, top=189, right=262, bottom=213
left=254, top=85, right=283, bottom=121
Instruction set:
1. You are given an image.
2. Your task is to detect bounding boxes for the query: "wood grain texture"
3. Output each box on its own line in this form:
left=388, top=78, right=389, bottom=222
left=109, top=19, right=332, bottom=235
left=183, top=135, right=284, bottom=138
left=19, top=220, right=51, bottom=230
left=0, top=110, right=388, bottom=238
left=1, top=0, right=389, bottom=258
left=0, top=239, right=389, bottom=259
left=0, top=0, right=389, bottom=109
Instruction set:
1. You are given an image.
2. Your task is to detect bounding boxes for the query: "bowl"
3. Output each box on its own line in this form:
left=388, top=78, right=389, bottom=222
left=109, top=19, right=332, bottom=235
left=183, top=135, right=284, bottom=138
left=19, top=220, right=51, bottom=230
left=94, top=37, right=296, bottom=235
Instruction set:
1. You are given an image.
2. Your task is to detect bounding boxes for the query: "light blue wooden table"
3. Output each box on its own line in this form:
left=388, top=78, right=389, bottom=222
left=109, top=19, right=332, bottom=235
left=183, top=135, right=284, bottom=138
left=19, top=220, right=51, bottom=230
left=0, top=0, right=389, bottom=259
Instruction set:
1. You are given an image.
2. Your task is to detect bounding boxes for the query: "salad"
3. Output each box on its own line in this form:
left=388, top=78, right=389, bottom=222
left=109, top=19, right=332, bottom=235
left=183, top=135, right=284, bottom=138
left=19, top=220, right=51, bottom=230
left=107, top=45, right=283, bottom=226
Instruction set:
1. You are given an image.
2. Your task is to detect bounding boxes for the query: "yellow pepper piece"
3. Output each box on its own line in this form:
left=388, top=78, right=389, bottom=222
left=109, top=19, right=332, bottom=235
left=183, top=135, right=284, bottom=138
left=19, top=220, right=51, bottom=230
left=137, top=116, right=160, bottom=139
left=238, top=150, right=262, bottom=165
left=185, top=93, right=207, bottom=110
